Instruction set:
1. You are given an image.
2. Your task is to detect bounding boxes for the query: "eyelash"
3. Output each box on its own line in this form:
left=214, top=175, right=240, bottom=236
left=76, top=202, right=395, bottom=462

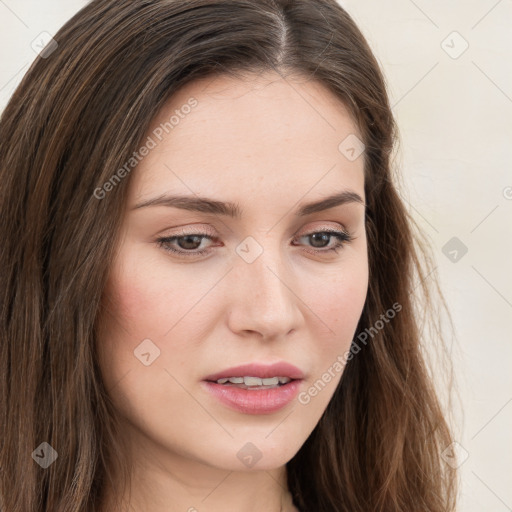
left=156, top=228, right=353, bottom=259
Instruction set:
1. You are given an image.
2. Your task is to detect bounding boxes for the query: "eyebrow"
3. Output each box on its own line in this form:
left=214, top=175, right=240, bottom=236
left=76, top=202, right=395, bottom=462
left=132, top=190, right=365, bottom=217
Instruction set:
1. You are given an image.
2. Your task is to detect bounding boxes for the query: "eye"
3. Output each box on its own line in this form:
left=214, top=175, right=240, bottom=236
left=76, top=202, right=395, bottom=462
left=293, top=229, right=353, bottom=255
left=156, top=231, right=216, bottom=258
left=156, top=228, right=353, bottom=259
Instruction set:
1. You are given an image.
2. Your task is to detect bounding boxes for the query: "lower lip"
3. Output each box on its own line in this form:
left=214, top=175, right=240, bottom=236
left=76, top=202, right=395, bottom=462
left=201, top=380, right=302, bottom=415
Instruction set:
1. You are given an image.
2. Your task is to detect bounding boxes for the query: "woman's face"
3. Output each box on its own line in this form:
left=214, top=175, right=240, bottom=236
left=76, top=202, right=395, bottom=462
left=97, top=71, right=368, bottom=480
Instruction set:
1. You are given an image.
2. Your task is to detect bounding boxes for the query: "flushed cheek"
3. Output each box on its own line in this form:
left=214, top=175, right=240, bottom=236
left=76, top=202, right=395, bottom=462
left=108, top=254, right=201, bottom=336
left=308, top=266, right=368, bottom=336
left=334, top=281, right=367, bottom=336
left=101, top=262, right=211, bottom=381
left=296, top=279, right=367, bottom=412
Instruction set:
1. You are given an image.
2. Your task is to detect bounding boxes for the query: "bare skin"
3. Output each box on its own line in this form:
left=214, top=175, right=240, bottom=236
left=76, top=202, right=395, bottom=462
left=96, top=70, right=368, bottom=512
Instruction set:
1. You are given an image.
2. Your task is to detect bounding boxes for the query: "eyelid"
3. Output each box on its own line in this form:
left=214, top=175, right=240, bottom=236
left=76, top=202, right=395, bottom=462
left=155, top=224, right=354, bottom=259
left=296, top=221, right=349, bottom=235
left=160, top=221, right=348, bottom=238
left=165, top=225, right=217, bottom=236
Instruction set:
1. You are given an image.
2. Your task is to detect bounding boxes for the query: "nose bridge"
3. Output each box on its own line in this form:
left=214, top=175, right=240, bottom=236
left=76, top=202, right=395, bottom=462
left=246, top=250, right=288, bottom=302
left=228, top=239, right=301, bottom=336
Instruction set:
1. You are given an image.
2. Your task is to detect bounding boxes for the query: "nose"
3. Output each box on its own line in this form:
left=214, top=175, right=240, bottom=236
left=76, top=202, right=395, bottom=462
left=226, top=244, right=304, bottom=339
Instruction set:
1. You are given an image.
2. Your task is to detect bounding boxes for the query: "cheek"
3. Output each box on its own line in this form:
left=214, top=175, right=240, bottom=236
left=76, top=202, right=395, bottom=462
left=105, top=246, right=192, bottom=337
left=96, top=247, right=210, bottom=389
left=308, top=257, right=369, bottom=345
left=295, top=260, right=368, bottom=413
left=111, top=275, right=163, bottom=328
left=95, top=253, right=168, bottom=389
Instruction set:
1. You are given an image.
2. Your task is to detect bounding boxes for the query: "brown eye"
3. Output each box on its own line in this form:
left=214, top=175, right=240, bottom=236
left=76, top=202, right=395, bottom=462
left=156, top=232, right=216, bottom=258
left=156, top=228, right=353, bottom=260
left=294, top=229, right=353, bottom=254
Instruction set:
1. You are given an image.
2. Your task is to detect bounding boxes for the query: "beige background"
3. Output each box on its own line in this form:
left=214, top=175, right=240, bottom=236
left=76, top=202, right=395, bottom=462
left=1, top=1, right=511, bottom=509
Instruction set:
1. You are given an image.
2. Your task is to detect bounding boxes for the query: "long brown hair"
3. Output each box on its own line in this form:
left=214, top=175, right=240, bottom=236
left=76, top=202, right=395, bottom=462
left=0, top=0, right=458, bottom=510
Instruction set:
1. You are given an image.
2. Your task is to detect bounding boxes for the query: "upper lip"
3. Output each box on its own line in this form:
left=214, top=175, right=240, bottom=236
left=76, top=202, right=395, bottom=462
left=204, top=362, right=305, bottom=382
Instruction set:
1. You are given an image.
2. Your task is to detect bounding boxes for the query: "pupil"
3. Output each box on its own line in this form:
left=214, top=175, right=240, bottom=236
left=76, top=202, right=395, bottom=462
left=179, top=235, right=201, bottom=250
left=310, top=233, right=329, bottom=248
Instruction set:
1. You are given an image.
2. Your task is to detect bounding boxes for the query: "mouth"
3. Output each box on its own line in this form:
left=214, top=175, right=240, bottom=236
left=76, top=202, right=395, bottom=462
left=201, top=379, right=303, bottom=414
left=203, top=361, right=305, bottom=383
left=201, top=361, right=305, bottom=414
left=205, top=375, right=298, bottom=390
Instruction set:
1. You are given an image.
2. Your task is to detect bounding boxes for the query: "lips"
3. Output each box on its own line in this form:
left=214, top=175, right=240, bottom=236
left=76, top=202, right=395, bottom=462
left=203, top=361, right=305, bottom=382
left=202, top=379, right=302, bottom=414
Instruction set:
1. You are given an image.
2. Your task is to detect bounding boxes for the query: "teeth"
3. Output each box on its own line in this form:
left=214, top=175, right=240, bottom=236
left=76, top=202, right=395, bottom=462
left=245, top=376, right=264, bottom=386
left=215, top=376, right=292, bottom=385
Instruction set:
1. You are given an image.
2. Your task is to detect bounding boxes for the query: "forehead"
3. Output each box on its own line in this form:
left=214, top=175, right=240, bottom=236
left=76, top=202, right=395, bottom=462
left=128, top=71, right=365, bottom=205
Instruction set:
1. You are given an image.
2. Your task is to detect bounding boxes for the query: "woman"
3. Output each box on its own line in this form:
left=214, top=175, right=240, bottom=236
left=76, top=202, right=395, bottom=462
left=0, top=0, right=458, bottom=510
